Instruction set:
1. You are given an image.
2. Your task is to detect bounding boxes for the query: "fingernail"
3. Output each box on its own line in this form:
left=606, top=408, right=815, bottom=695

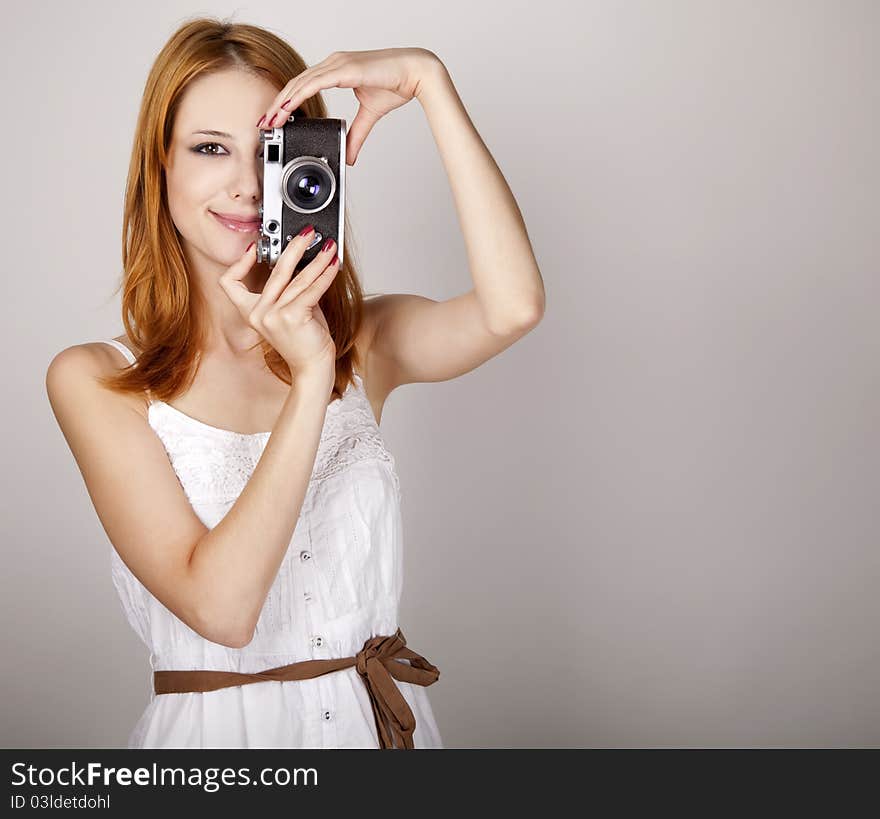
left=298, top=224, right=314, bottom=236
left=330, top=254, right=339, bottom=266
left=268, top=113, right=278, bottom=127
left=246, top=241, right=255, bottom=252
left=281, top=98, right=292, bottom=109
left=256, top=115, right=266, bottom=127
left=322, top=238, right=335, bottom=252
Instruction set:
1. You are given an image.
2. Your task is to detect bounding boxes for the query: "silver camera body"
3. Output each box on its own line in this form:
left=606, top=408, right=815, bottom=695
left=256, top=112, right=346, bottom=272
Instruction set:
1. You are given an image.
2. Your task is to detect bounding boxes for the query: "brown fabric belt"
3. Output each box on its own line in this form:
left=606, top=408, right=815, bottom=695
left=152, top=627, right=439, bottom=749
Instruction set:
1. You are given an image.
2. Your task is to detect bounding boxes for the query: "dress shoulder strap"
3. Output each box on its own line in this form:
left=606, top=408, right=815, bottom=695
left=99, top=338, right=137, bottom=366
left=96, top=339, right=155, bottom=406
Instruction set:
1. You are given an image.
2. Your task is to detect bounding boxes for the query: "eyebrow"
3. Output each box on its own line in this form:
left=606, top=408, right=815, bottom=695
left=191, top=129, right=236, bottom=138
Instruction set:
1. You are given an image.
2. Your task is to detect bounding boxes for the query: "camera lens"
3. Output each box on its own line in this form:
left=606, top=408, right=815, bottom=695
left=287, top=165, right=331, bottom=209
left=281, top=157, right=336, bottom=214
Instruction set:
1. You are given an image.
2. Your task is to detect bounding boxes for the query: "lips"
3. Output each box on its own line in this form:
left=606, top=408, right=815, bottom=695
left=210, top=211, right=261, bottom=233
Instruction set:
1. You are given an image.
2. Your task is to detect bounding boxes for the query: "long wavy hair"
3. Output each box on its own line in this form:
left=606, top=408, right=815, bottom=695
left=98, top=16, right=367, bottom=403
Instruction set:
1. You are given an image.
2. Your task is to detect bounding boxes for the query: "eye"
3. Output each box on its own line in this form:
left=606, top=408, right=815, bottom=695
left=193, top=142, right=228, bottom=156
left=192, top=142, right=265, bottom=160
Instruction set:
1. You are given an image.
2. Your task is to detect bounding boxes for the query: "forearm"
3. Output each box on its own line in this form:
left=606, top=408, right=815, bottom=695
left=186, top=367, right=334, bottom=645
left=416, top=56, right=545, bottom=331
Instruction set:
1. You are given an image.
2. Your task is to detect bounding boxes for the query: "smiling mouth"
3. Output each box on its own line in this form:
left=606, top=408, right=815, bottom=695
left=210, top=211, right=261, bottom=233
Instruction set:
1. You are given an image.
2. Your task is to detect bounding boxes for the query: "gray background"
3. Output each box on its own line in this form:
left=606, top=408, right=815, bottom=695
left=3, top=0, right=878, bottom=747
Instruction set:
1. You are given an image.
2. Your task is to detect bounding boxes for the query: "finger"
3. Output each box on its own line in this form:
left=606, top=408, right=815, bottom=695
left=253, top=227, right=320, bottom=311
left=260, top=53, right=345, bottom=127
left=267, top=65, right=356, bottom=128
left=274, top=240, right=338, bottom=308
left=217, top=242, right=259, bottom=314
left=299, top=255, right=341, bottom=305
left=276, top=252, right=340, bottom=309
left=346, top=103, right=381, bottom=165
left=265, top=70, right=330, bottom=128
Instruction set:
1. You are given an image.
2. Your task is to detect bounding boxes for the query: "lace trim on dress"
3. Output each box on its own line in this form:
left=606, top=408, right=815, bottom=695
left=147, top=379, right=400, bottom=505
left=96, top=340, right=400, bottom=504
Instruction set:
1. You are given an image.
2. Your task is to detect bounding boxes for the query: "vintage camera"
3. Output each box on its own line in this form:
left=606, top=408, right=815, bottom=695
left=256, top=111, right=346, bottom=272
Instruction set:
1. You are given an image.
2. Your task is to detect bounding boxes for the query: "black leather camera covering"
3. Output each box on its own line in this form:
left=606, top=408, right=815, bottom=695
left=280, top=117, right=344, bottom=273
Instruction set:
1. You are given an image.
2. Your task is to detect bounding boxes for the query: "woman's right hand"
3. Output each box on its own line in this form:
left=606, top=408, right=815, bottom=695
left=219, top=227, right=340, bottom=376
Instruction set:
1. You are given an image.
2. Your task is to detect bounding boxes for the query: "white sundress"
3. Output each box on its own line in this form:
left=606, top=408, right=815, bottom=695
left=96, top=338, right=443, bottom=749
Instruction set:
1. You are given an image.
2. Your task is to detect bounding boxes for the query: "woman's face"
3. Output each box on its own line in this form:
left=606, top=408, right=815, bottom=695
left=165, top=68, right=279, bottom=284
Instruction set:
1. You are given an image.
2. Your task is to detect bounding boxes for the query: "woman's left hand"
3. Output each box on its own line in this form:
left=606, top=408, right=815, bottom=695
left=259, top=47, right=443, bottom=166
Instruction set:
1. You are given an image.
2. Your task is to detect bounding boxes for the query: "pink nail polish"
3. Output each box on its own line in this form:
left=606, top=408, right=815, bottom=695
left=298, top=224, right=315, bottom=236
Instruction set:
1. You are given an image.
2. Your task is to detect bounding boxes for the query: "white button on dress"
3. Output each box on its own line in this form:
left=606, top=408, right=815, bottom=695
left=98, top=339, right=443, bottom=749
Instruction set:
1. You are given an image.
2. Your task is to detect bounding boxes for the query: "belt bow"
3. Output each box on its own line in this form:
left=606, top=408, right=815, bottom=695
left=354, top=629, right=440, bottom=749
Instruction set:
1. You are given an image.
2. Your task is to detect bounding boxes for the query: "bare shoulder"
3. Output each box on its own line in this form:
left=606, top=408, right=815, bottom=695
left=46, top=336, right=149, bottom=421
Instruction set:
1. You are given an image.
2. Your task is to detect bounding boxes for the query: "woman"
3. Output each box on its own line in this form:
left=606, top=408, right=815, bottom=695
left=46, top=18, right=544, bottom=749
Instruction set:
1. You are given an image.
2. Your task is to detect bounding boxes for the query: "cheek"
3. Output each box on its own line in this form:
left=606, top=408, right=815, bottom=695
left=165, top=187, right=191, bottom=235
left=167, top=165, right=215, bottom=223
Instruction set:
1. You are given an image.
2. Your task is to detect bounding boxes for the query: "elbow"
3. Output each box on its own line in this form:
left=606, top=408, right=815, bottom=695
left=223, top=630, right=255, bottom=650
left=520, top=299, right=545, bottom=330
left=194, top=608, right=255, bottom=650
left=218, top=623, right=255, bottom=649
left=217, top=613, right=256, bottom=649
left=489, top=299, right=545, bottom=336
left=526, top=286, right=546, bottom=327
left=207, top=623, right=255, bottom=650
